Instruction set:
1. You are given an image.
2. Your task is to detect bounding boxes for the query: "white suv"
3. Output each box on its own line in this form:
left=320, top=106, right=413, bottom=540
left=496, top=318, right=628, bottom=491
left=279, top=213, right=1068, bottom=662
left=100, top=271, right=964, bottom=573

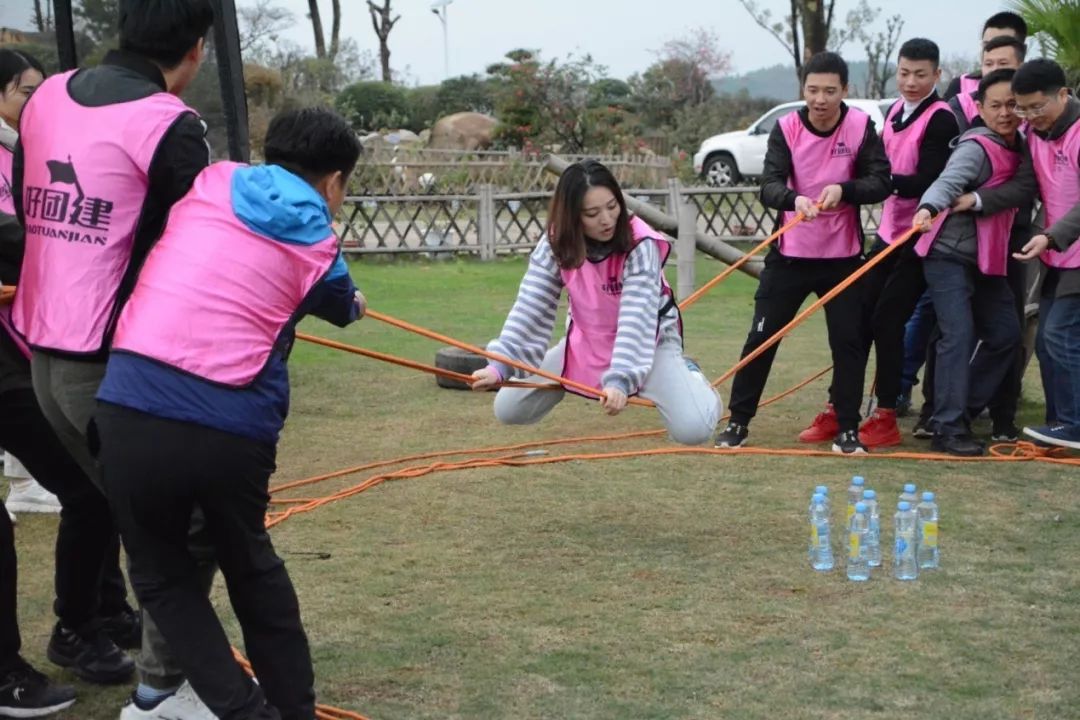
left=693, top=98, right=896, bottom=187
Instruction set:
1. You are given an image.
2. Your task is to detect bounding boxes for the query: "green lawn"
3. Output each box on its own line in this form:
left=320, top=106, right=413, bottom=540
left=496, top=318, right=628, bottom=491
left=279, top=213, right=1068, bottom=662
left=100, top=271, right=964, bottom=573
left=9, top=255, right=1079, bottom=720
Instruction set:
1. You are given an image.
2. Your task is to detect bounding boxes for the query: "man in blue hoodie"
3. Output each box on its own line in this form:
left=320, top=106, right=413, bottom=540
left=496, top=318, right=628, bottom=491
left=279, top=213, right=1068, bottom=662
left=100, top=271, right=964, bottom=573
left=93, top=107, right=364, bottom=720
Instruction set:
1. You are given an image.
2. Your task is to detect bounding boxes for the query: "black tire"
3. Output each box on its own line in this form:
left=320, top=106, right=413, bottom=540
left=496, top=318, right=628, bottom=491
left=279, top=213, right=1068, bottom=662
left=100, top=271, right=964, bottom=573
left=434, top=346, right=488, bottom=390
left=703, top=153, right=741, bottom=188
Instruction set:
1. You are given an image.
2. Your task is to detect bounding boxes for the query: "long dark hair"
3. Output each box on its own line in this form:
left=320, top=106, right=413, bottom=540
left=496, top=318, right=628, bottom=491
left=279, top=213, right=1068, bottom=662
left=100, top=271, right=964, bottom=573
left=0, top=49, right=45, bottom=95
left=547, top=160, right=631, bottom=269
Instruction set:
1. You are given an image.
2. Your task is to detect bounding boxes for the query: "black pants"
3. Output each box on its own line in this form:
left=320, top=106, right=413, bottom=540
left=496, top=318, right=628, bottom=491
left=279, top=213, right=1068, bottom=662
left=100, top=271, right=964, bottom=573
left=862, top=238, right=927, bottom=409
left=0, top=387, right=122, bottom=634
left=0, top=498, right=17, bottom=670
left=97, top=404, right=313, bottom=720
left=728, top=251, right=866, bottom=431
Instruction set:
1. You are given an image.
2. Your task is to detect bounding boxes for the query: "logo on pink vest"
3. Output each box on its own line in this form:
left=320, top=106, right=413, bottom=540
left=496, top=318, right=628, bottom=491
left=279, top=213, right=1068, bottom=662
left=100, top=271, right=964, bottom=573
left=1029, top=120, right=1080, bottom=269
left=914, top=133, right=1021, bottom=276
left=777, top=107, right=870, bottom=259
left=559, top=215, right=674, bottom=395
left=878, top=99, right=953, bottom=245
left=12, top=70, right=192, bottom=354
left=113, top=163, right=341, bottom=387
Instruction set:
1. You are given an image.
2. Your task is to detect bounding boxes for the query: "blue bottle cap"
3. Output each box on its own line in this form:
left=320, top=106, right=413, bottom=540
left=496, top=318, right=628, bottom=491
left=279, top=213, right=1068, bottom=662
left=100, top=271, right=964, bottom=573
left=904, top=483, right=917, bottom=493
left=812, top=493, right=825, bottom=504
left=898, top=501, right=911, bottom=511
left=922, top=491, right=935, bottom=501
left=852, top=476, right=865, bottom=485
left=863, top=489, right=876, bottom=499
left=815, top=485, right=829, bottom=495
left=855, top=501, right=868, bottom=513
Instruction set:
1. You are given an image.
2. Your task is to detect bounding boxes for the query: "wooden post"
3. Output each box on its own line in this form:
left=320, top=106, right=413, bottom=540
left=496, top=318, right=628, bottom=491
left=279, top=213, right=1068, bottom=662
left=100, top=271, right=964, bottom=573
left=677, top=192, right=697, bottom=303
left=213, top=0, right=251, bottom=163
left=53, top=0, right=77, bottom=71
left=478, top=184, right=496, bottom=261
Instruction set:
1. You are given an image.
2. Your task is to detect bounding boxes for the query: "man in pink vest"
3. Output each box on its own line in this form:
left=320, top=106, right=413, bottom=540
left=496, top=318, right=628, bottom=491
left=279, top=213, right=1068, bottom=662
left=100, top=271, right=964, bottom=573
left=95, top=107, right=364, bottom=720
left=943, top=11, right=1028, bottom=102
left=1011, top=59, right=1080, bottom=449
left=949, top=35, right=1026, bottom=133
left=11, top=1, right=219, bottom=718
left=854, top=38, right=958, bottom=449
left=714, top=52, right=891, bottom=453
left=912, top=69, right=1033, bottom=457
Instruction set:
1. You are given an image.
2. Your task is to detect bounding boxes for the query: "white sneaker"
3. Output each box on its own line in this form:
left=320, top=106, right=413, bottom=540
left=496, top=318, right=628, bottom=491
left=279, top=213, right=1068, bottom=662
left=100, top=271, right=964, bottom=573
left=5, top=478, right=61, bottom=514
left=118, top=681, right=219, bottom=720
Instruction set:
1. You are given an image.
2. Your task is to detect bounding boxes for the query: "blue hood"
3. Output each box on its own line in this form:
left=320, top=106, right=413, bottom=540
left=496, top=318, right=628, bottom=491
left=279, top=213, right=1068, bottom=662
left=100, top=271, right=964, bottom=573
left=231, top=164, right=331, bottom=245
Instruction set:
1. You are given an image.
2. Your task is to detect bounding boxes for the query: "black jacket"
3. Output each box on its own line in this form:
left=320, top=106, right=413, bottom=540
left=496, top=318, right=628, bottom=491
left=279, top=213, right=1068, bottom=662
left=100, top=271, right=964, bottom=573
left=760, top=103, right=892, bottom=256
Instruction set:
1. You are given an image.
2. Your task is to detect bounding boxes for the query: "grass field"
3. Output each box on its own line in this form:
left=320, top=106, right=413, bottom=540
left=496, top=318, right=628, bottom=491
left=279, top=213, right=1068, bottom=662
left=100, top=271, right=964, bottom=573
left=8, top=254, right=1079, bottom=720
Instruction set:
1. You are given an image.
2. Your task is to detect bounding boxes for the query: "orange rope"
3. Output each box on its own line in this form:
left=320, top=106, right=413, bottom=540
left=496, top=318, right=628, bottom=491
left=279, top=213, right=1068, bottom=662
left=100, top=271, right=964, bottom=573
left=711, top=225, right=920, bottom=387
left=364, top=308, right=656, bottom=407
left=295, top=332, right=563, bottom=391
left=677, top=212, right=802, bottom=310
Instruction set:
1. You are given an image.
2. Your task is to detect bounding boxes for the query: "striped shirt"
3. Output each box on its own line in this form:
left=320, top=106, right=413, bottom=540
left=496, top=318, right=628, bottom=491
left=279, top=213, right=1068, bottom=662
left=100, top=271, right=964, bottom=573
left=487, top=235, right=681, bottom=395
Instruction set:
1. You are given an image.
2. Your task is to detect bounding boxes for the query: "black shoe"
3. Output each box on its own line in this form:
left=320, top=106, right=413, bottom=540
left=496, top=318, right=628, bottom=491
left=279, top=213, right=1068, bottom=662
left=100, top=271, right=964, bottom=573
left=0, top=657, right=76, bottom=717
left=714, top=421, right=748, bottom=448
left=46, top=621, right=134, bottom=685
left=100, top=605, right=142, bottom=650
left=832, top=430, right=868, bottom=455
left=990, top=423, right=1020, bottom=443
left=895, top=395, right=912, bottom=418
left=912, top=412, right=934, bottom=439
left=931, top=433, right=985, bottom=457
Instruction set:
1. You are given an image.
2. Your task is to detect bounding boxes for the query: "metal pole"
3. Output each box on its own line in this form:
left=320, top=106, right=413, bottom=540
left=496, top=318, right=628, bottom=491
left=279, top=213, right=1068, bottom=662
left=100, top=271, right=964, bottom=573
left=441, top=9, right=449, bottom=79
left=213, top=0, right=250, bottom=162
left=53, top=0, right=78, bottom=71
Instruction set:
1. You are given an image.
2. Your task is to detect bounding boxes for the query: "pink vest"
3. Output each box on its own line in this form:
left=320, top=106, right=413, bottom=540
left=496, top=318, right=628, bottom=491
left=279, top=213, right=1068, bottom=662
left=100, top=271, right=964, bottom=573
left=1029, top=120, right=1080, bottom=269
left=559, top=216, right=674, bottom=396
left=878, top=99, right=953, bottom=244
left=956, top=92, right=979, bottom=126
left=959, top=74, right=980, bottom=95
left=0, top=144, right=13, bottom=216
left=12, top=71, right=192, bottom=355
left=915, top=134, right=1021, bottom=276
left=112, top=163, right=340, bottom=387
left=777, top=108, right=869, bottom=258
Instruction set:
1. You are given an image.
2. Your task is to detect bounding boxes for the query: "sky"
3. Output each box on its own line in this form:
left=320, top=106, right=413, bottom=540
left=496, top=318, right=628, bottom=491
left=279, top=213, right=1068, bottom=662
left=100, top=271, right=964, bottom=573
left=1, top=0, right=1010, bottom=85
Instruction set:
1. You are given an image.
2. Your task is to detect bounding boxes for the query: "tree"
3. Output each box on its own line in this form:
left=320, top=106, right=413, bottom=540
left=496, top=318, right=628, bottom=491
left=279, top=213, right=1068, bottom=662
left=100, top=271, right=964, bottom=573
left=1010, top=0, right=1080, bottom=88
left=367, top=0, right=400, bottom=84
left=305, top=0, right=343, bottom=60
left=737, top=0, right=859, bottom=84
left=336, top=81, right=409, bottom=131
left=32, top=0, right=54, bottom=32
left=435, top=74, right=497, bottom=116
left=74, top=0, right=119, bottom=45
left=238, top=0, right=294, bottom=60
left=629, top=29, right=731, bottom=130
left=843, top=0, right=903, bottom=98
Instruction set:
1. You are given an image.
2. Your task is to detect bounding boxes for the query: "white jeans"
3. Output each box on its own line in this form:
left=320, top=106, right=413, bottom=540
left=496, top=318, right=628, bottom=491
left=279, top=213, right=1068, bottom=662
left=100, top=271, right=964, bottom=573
left=493, top=338, right=722, bottom=445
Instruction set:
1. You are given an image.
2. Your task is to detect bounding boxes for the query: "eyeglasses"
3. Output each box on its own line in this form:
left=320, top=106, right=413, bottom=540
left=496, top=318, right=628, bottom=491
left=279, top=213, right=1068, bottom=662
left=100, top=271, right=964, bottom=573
left=1014, top=97, right=1057, bottom=118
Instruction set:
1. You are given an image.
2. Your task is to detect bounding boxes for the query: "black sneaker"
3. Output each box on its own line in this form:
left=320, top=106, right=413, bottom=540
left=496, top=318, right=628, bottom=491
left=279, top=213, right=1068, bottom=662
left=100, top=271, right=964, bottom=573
left=912, top=410, right=934, bottom=439
left=990, top=424, right=1020, bottom=443
left=0, top=657, right=76, bottom=717
left=832, top=430, right=868, bottom=455
left=100, top=605, right=142, bottom=650
left=714, top=421, right=748, bottom=448
left=931, top=433, right=985, bottom=457
left=46, top=621, right=134, bottom=685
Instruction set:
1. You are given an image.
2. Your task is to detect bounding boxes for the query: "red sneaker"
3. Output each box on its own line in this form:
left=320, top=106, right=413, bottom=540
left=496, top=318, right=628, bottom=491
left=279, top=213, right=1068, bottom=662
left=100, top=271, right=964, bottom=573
left=798, top=404, right=839, bottom=443
left=859, top=408, right=902, bottom=448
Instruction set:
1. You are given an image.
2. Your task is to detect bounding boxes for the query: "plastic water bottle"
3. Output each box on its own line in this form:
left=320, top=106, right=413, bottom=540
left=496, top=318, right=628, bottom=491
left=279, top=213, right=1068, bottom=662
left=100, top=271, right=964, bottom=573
left=862, top=489, right=881, bottom=567
left=893, top=501, right=919, bottom=580
left=808, top=493, right=834, bottom=571
left=917, top=491, right=940, bottom=569
left=900, top=483, right=918, bottom=507
left=815, top=485, right=830, bottom=514
left=846, top=476, right=865, bottom=524
left=847, top=501, right=870, bottom=581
